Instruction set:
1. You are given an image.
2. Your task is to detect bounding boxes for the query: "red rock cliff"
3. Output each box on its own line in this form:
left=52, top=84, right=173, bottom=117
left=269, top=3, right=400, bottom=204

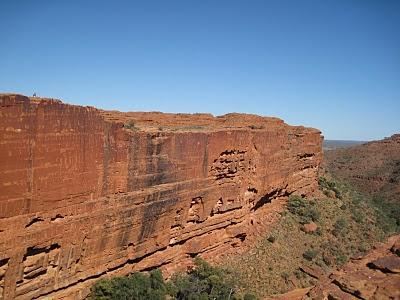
left=0, top=94, right=323, bottom=299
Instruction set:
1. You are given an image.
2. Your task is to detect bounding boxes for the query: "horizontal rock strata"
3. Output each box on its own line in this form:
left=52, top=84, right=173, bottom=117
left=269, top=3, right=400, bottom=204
left=0, top=94, right=322, bottom=299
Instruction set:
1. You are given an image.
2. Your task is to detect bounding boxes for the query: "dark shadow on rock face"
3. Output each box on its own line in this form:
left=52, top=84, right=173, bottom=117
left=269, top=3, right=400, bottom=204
left=139, top=197, right=178, bottom=242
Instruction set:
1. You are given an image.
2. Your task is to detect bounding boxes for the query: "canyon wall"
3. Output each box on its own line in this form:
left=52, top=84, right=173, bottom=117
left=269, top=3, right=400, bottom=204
left=0, top=94, right=323, bottom=299
left=325, top=134, right=400, bottom=202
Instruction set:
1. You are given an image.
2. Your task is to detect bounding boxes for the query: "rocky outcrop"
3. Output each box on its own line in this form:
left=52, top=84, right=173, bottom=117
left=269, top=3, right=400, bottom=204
left=267, top=235, right=400, bottom=300
left=306, top=235, right=400, bottom=300
left=0, top=94, right=322, bottom=299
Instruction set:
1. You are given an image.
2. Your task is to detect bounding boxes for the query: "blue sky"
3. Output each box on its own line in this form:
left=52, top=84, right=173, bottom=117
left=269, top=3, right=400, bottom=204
left=1, top=0, right=399, bottom=140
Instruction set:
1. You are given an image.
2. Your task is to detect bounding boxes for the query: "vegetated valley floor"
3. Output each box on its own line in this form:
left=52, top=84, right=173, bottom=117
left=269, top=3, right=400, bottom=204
left=223, top=175, right=397, bottom=298
left=223, top=135, right=400, bottom=298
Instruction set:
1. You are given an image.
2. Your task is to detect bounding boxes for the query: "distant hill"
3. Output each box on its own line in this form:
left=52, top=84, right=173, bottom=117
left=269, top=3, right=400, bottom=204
left=323, top=139, right=366, bottom=150
left=324, top=134, right=400, bottom=202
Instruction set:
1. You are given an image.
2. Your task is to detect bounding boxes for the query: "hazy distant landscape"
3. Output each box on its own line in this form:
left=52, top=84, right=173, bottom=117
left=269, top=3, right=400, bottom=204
left=323, top=140, right=366, bottom=150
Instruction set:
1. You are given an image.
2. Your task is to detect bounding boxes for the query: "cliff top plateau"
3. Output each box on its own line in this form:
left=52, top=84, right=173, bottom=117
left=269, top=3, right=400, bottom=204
left=1, top=93, right=318, bottom=134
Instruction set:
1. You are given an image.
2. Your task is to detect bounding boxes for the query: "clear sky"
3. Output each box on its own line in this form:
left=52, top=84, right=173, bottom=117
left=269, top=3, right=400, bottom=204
left=1, top=0, right=399, bottom=140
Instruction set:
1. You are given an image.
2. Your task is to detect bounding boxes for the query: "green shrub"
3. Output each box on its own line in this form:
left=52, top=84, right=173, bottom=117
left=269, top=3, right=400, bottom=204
left=294, top=269, right=305, bottom=279
left=351, top=194, right=362, bottom=205
left=372, top=197, right=400, bottom=234
left=322, top=253, right=334, bottom=266
left=335, top=250, right=348, bottom=266
left=351, top=208, right=363, bottom=223
left=332, top=217, right=348, bottom=236
left=90, top=269, right=167, bottom=300
left=304, top=208, right=321, bottom=222
left=90, top=278, right=113, bottom=300
left=318, top=177, right=342, bottom=199
left=243, top=293, right=258, bottom=300
left=170, top=257, right=237, bottom=300
left=303, top=249, right=318, bottom=261
left=280, top=272, right=290, bottom=282
left=314, top=227, right=323, bottom=236
left=90, top=259, right=243, bottom=300
left=358, top=242, right=369, bottom=254
left=287, top=195, right=306, bottom=215
left=287, top=195, right=320, bottom=223
left=124, top=120, right=138, bottom=130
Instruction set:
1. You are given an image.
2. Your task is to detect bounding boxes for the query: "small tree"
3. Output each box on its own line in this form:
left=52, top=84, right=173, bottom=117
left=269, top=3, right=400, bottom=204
left=90, top=270, right=167, bottom=300
left=171, top=257, right=236, bottom=300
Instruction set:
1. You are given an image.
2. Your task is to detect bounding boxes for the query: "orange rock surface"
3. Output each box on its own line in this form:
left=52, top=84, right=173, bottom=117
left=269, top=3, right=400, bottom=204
left=0, top=94, right=323, bottom=299
left=307, top=235, right=400, bottom=300
left=267, top=235, right=400, bottom=300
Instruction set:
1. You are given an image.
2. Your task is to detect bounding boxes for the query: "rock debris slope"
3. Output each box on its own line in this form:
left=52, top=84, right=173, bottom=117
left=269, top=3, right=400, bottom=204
left=268, top=235, right=400, bottom=300
left=0, top=94, right=322, bottom=299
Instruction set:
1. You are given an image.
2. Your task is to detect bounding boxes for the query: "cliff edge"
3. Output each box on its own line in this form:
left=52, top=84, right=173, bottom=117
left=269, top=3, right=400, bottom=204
left=0, top=94, right=323, bottom=299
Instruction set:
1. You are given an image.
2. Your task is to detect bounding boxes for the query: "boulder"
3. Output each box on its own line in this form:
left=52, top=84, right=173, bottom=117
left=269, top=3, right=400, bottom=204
left=302, top=222, right=318, bottom=233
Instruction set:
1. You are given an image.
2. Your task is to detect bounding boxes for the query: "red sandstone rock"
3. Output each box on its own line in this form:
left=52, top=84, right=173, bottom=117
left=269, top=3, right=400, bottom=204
left=299, top=264, right=325, bottom=279
left=267, top=236, right=400, bottom=300
left=369, top=255, right=400, bottom=274
left=301, top=222, right=318, bottom=234
left=391, top=240, right=400, bottom=257
left=308, top=235, right=400, bottom=300
left=0, top=94, right=323, bottom=299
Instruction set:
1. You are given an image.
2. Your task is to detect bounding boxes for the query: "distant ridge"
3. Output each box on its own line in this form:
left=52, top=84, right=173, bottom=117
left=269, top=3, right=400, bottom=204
left=324, top=134, right=400, bottom=202
left=323, top=139, right=366, bottom=150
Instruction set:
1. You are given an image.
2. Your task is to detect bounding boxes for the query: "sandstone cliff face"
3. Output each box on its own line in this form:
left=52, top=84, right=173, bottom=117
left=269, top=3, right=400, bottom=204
left=0, top=94, right=322, bottom=299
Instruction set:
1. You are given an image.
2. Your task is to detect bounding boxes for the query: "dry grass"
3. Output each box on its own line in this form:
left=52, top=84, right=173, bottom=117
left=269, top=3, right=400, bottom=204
left=223, top=176, right=392, bottom=298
